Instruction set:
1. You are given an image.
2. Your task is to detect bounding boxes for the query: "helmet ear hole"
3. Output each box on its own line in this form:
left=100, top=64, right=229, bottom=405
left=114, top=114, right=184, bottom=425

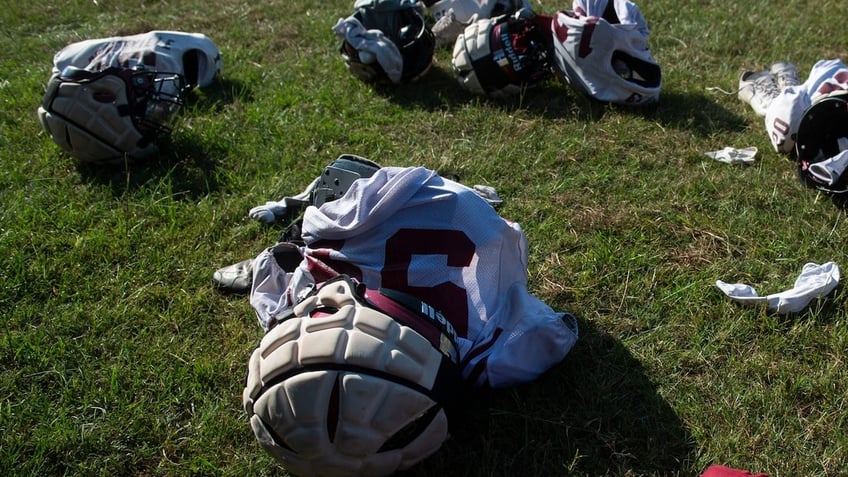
left=611, top=51, right=662, bottom=87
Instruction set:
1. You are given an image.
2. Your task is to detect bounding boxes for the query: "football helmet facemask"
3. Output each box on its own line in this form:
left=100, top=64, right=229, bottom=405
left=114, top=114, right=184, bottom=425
left=243, top=274, right=461, bottom=477
left=37, top=65, right=186, bottom=165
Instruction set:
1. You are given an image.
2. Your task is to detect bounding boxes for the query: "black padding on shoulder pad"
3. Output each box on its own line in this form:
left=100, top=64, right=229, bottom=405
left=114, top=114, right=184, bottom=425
left=271, top=242, right=304, bottom=272
left=612, top=50, right=662, bottom=87
left=796, top=93, right=848, bottom=163
left=330, top=154, right=381, bottom=178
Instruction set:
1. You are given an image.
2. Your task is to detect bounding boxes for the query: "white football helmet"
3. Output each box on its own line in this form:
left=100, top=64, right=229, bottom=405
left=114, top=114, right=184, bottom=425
left=451, top=13, right=553, bottom=97
left=39, top=31, right=222, bottom=164
left=37, top=65, right=186, bottom=164
left=551, top=0, right=662, bottom=105
left=243, top=275, right=461, bottom=477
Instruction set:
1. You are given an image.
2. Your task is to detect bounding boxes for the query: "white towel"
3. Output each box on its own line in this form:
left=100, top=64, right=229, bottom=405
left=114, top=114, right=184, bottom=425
left=716, top=262, right=840, bottom=314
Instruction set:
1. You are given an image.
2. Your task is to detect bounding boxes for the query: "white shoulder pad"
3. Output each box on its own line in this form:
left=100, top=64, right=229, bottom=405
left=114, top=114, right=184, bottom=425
left=52, top=30, right=222, bottom=89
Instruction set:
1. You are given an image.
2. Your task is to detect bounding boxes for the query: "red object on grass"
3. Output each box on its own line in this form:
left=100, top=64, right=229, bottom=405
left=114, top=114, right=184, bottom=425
left=701, top=465, right=769, bottom=477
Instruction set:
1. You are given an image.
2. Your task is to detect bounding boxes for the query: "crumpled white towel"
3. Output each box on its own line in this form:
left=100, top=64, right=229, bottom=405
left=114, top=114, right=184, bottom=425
left=332, top=16, right=403, bottom=84
left=716, top=262, right=840, bottom=314
left=705, top=146, right=758, bottom=164
left=808, top=147, right=848, bottom=186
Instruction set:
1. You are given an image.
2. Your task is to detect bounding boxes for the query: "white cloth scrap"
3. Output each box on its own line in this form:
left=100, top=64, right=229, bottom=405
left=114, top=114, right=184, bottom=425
left=808, top=148, right=848, bottom=186
left=705, top=146, right=758, bottom=164
left=716, top=262, right=840, bottom=314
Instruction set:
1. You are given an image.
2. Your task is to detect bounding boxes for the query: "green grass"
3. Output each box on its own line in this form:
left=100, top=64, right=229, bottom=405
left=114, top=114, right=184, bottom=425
left=3, top=0, right=848, bottom=475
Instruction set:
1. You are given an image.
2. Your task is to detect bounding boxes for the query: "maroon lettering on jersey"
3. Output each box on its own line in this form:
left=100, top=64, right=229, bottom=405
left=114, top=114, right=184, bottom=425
left=382, top=228, right=475, bottom=337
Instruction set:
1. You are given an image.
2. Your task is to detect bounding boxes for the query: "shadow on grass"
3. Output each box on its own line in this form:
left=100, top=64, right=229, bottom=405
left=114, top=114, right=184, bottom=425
left=372, top=64, right=748, bottom=138
left=184, top=76, right=252, bottom=113
left=75, top=78, right=243, bottom=199
left=404, top=318, right=696, bottom=477
left=75, top=132, right=228, bottom=199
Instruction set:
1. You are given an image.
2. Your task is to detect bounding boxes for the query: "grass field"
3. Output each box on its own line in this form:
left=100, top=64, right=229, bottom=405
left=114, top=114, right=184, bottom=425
left=3, top=0, right=848, bottom=475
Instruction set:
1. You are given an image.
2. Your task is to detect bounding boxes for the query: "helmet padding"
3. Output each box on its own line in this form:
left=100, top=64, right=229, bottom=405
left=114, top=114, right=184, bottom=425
left=243, top=275, right=461, bottom=477
left=37, top=69, right=165, bottom=164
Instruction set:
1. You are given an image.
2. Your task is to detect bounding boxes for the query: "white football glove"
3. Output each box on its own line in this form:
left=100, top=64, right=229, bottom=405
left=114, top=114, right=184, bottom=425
left=249, top=201, right=289, bottom=224
left=473, top=184, right=503, bottom=208
left=249, top=178, right=318, bottom=224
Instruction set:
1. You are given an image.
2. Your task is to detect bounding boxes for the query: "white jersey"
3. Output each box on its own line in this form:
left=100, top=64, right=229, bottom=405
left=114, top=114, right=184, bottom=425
left=765, top=59, right=848, bottom=154
left=250, top=166, right=578, bottom=388
left=52, top=30, right=222, bottom=89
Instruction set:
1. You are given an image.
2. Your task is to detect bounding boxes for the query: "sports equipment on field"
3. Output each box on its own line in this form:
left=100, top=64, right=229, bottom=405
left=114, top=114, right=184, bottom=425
left=250, top=165, right=579, bottom=388
left=38, top=30, right=222, bottom=164
left=451, top=13, right=553, bottom=97
left=215, top=155, right=381, bottom=294
left=762, top=59, right=848, bottom=154
left=334, top=0, right=435, bottom=84
left=49, top=31, right=221, bottom=89
left=248, top=154, right=381, bottom=225
left=716, top=262, right=840, bottom=315
left=243, top=274, right=461, bottom=477
left=212, top=259, right=254, bottom=294
left=749, top=59, right=848, bottom=192
left=424, top=0, right=532, bottom=46
left=738, top=70, right=780, bottom=117
left=771, top=61, right=800, bottom=91
left=795, top=91, right=848, bottom=194
left=551, top=0, right=662, bottom=105
left=37, top=65, right=185, bottom=164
